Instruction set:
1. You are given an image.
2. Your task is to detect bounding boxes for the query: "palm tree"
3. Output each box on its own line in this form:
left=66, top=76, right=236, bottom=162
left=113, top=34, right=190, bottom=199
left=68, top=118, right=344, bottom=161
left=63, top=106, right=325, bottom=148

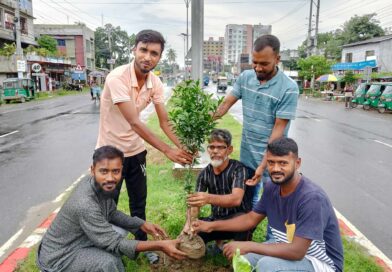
left=166, top=49, right=177, bottom=76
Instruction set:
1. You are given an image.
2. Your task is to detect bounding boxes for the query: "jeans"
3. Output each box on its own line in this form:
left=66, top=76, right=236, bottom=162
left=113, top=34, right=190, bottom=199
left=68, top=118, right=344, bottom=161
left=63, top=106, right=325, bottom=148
left=114, top=150, right=148, bottom=241
left=245, top=239, right=315, bottom=272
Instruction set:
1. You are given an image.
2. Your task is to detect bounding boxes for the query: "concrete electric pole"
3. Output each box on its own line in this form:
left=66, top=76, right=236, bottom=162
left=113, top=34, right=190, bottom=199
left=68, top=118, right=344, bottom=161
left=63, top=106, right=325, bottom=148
left=191, top=0, right=203, bottom=82
left=14, top=0, right=24, bottom=79
left=306, top=0, right=313, bottom=57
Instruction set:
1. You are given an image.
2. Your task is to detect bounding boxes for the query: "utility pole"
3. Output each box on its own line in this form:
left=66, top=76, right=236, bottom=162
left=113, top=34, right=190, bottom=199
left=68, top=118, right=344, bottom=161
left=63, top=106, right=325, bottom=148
left=191, top=0, right=203, bottom=82
left=314, top=0, right=320, bottom=55
left=101, top=13, right=104, bottom=27
left=107, top=26, right=113, bottom=71
left=184, top=0, right=191, bottom=79
left=306, top=0, right=313, bottom=57
left=14, top=0, right=24, bottom=79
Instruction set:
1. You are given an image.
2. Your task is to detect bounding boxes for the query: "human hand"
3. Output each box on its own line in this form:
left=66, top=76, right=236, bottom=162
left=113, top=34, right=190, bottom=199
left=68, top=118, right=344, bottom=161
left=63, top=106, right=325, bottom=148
left=187, top=192, right=210, bottom=207
left=245, top=165, right=263, bottom=186
left=140, top=222, right=168, bottom=240
left=160, top=239, right=187, bottom=260
left=222, top=241, right=252, bottom=260
left=165, top=148, right=193, bottom=165
left=191, top=220, right=213, bottom=233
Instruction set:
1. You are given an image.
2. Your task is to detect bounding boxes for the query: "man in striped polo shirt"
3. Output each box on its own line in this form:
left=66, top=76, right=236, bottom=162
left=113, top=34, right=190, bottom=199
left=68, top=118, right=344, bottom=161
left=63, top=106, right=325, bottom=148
left=193, top=138, right=344, bottom=272
left=215, top=35, right=299, bottom=205
left=184, top=129, right=253, bottom=252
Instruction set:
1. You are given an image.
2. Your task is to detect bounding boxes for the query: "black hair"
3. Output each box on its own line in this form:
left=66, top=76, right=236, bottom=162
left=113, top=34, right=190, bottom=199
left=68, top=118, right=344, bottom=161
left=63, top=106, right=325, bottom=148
left=267, top=137, right=298, bottom=157
left=253, top=34, right=280, bottom=54
left=208, top=129, right=232, bottom=146
left=93, top=145, right=124, bottom=166
left=135, top=29, right=166, bottom=54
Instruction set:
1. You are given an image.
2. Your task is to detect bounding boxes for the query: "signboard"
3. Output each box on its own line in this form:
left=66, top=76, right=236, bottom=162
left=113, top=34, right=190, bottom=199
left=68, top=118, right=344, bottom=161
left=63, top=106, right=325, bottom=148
left=17, top=60, right=26, bottom=72
left=76, top=64, right=83, bottom=71
left=32, top=63, right=42, bottom=73
left=363, top=66, right=372, bottom=81
left=331, top=60, right=377, bottom=71
left=107, top=59, right=116, bottom=64
left=32, top=73, right=45, bottom=76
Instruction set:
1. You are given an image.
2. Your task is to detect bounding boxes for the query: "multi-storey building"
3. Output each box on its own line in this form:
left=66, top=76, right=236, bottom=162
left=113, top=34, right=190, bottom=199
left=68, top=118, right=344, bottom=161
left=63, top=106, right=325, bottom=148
left=34, top=24, right=95, bottom=72
left=224, top=24, right=272, bottom=66
left=0, top=0, right=36, bottom=47
left=203, top=37, right=224, bottom=72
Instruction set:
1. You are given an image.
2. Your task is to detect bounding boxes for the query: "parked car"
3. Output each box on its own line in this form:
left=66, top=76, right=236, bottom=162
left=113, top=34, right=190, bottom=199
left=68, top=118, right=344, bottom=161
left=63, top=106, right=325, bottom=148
left=216, top=76, right=228, bottom=93
left=2, top=78, right=35, bottom=103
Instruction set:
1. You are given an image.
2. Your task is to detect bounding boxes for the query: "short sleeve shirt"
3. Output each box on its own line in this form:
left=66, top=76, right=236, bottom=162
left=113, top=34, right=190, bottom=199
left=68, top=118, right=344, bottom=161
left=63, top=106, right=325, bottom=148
left=195, top=160, right=253, bottom=219
left=253, top=176, right=344, bottom=271
left=231, top=69, right=299, bottom=170
left=96, top=61, right=164, bottom=157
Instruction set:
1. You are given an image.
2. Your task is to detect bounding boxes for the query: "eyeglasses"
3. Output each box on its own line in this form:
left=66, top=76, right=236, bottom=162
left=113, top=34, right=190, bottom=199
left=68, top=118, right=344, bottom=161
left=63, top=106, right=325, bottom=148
left=207, top=145, right=228, bottom=151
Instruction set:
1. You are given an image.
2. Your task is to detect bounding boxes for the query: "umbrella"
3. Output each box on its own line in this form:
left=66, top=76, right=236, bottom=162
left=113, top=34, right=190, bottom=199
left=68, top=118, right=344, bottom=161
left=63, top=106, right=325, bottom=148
left=316, top=74, right=338, bottom=82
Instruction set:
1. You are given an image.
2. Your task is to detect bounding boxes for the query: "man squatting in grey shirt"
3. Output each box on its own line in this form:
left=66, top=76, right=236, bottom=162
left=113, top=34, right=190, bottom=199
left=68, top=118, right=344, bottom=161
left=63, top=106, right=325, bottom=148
left=37, top=145, right=186, bottom=272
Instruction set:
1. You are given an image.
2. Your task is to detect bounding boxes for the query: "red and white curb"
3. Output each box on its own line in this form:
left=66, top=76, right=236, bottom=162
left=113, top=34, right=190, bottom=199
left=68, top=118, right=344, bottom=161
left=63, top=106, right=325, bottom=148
left=0, top=174, right=85, bottom=272
left=335, top=209, right=392, bottom=272
left=1, top=179, right=392, bottom=272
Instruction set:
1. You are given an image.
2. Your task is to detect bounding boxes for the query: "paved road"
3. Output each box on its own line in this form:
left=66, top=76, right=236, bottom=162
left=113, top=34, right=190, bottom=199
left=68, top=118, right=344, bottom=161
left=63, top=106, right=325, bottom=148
left=0, top=87, right=172, bottom=261
left=205, top=83, right=392, bottom=259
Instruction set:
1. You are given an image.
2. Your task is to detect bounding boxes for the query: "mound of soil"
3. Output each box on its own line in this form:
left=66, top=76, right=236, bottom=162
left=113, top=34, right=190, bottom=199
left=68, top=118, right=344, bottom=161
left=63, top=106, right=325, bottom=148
left=177, top=233, right=206, bottom=259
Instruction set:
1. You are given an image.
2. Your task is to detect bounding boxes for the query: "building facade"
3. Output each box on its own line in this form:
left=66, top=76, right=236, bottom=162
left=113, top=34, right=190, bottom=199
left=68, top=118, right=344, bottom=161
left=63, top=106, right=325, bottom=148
left=0, top=0, right=36, bottom=47
left=341, top=35, right=392, bottom=73
left=203, top=37, right=224, bottom=72
left=34, top=24, right=95, bottom=72
left=224, top=24, right=271, bottom=66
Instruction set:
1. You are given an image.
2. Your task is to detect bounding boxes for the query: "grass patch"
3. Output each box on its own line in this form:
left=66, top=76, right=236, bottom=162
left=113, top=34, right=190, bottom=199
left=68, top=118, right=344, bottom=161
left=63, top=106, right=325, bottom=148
left=15, top=104, right=386, bottom=272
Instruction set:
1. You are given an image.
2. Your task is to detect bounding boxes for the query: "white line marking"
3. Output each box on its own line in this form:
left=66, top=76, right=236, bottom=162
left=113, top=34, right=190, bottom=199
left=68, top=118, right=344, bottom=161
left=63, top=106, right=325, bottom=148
left=0, top=228, right=24, bottom=258
left=334, top=208, right=392, bottom=269
left=52, top=174, right=85, bottom=203
left=0, top=130, right=19, bottom=138
left=374, top=140, right=392, bottom=149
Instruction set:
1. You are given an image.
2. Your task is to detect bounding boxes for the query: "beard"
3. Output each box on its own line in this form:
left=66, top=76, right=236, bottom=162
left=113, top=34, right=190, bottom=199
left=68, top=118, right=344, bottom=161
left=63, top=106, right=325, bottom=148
left=269, top=170, right=295, bottom=186
left=210, top=156, right=228, bottom=168
left=94, top=180, right=119, bottom=199
left=135, top=60, right=156, bottom=74
left=255, top=67, right=276, bottom=81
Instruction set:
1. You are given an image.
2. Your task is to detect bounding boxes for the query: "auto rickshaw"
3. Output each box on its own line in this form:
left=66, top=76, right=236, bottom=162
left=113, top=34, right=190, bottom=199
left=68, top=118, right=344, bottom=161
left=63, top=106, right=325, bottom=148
left=2, top=78, right=35, bottom=103
left=216, top=76, right=228, bottom=93
left=363, top=83, right=385, bottom=110
left=377, top=83, right=392, bottom=113
left=351, top=83, right=371, bottom=108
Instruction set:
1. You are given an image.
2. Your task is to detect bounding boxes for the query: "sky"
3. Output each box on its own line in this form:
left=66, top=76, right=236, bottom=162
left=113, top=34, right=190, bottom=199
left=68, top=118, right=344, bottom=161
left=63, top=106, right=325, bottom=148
left=32, top=0, right=392, bottom=67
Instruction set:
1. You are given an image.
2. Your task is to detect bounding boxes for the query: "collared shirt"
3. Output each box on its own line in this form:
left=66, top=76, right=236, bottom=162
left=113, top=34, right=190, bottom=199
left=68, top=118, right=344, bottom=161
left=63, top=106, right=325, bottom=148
left=96, top=61, right=164, bottom=157
left=195, top=159, right=253, bottom=219
left=231, top=68, right=299, bottom=170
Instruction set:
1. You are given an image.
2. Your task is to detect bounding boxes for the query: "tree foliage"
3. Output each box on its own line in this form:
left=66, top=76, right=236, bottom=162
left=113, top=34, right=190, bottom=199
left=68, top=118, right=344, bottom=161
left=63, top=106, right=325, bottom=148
left=37, top=35, right=58, bottom=54
left=341, top=13, right=384, bottom=43
left=169, top=80, right=223, bottom=192
left=343, top=70, right=356, bottom=84
left=297, top=56, right=333, bottom=80
left=95, top=24, right=135, bottom=69
left=0, top=43, right=16, bottom=57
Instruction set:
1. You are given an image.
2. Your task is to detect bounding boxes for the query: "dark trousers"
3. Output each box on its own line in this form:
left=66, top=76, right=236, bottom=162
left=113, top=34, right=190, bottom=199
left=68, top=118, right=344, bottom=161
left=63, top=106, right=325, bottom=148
left=198, top=215, right=252, bottom=244
left=114, top=150, right=147, bottom=241
left=345, top=96, right=352, bottom=108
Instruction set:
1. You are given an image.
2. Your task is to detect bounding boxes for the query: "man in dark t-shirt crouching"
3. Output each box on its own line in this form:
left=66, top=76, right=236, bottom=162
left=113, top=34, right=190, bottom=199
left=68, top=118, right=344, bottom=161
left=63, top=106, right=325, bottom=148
left=183, top=129, right=254, bottom=252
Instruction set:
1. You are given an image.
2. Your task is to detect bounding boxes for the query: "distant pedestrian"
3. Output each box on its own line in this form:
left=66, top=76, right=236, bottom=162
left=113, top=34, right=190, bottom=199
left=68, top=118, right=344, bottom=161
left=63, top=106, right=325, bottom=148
left=344, top=83, right=354, bottom=108
left=96, top=29, right=192, bottom=264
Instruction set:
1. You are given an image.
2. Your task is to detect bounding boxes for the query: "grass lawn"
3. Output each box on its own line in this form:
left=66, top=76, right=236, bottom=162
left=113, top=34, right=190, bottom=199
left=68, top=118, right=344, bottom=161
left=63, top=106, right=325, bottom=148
left=15, top=111, right=384, bottom=272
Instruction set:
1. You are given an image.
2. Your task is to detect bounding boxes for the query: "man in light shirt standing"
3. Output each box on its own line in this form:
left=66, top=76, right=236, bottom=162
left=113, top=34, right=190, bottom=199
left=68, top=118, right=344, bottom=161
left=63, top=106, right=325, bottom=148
left=96, top=29, right=192, bottom=263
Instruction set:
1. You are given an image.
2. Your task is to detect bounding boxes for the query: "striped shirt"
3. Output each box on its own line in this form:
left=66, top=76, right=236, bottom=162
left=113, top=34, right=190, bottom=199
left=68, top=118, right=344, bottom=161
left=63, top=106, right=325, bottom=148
left=231, top=68, right=299, bottom=170
left=195, top=159, right=253, bottom=219
left=253, top=176, right=344, bottom=271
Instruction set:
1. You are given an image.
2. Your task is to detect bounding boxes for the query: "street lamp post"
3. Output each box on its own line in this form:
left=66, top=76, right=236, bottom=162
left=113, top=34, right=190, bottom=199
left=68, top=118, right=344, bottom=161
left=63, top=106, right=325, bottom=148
left=184, top=0, right=191, bottom=64
left=179, top=33, right=188, bottom=79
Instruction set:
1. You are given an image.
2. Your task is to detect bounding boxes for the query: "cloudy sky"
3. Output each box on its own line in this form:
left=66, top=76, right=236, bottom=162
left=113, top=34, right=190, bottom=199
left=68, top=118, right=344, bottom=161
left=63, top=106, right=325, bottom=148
left=33, top=0, right=392, bottom=66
